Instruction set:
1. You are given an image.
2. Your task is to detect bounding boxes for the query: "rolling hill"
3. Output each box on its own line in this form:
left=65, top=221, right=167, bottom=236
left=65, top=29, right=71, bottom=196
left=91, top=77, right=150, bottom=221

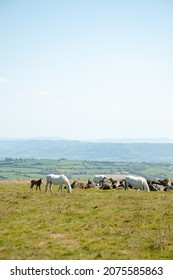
left=0, top=139, right=173, bottom=162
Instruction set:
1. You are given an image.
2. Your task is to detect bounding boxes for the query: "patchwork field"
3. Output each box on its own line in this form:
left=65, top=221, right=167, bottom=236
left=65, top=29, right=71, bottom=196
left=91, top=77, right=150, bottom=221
left=0, top=180, right=172, bottom=260
left=1, top=158, right=173, bottom=180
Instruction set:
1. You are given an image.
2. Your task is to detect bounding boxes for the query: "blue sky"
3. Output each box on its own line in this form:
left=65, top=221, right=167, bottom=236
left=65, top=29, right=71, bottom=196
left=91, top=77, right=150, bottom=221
left=0, top=0, right=173, bottom=140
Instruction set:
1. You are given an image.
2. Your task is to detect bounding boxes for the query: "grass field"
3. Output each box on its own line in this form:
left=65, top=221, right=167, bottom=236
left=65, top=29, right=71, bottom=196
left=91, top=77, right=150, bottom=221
left=0, top=180, right=173, bottom=260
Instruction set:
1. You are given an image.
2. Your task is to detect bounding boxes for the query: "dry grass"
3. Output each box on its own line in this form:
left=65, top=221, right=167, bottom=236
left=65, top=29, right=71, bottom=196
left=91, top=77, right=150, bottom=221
left=0, top=180, right=173, bottom=260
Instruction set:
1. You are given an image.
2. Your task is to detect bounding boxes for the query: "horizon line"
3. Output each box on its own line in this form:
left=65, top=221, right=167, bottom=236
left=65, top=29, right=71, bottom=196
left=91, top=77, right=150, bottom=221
left=0, top=137, right=173, bottom=143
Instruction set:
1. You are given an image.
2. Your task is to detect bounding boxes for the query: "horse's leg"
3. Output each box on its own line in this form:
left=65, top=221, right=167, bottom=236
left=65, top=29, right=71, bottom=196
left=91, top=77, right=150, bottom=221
left=49, top=182, right=53, bottom=192
left=36, top=184, right=41, bottom=191
left=58, top=184, right=62, bottom=192
left=39, top=184, right=41, bottom=191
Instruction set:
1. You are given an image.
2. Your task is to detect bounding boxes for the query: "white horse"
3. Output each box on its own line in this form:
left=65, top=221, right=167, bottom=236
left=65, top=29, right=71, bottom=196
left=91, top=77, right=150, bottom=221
left=45, top=174, right=72, bottom=193
left=93, top=175, right=106, bottom=183
left=125, top=175, right=150, bottom=192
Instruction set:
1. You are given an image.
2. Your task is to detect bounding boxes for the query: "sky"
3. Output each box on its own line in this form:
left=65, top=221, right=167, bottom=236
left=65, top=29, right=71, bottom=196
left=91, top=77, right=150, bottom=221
left=0, top=0, right=173, bottom=140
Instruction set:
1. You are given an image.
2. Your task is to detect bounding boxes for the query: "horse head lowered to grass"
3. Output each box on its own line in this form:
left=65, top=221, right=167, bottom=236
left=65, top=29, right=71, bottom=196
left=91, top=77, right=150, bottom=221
left=45, top=174, right=72, bottom=193
left=125, top=175, right=150, bottom=191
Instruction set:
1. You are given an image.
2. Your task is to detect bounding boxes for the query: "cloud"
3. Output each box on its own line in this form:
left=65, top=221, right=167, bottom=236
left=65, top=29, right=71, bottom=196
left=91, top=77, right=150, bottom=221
left=0, top=77, right=9, bottom=84
left=16, top=91, right=54, bottom=97
left=37, top=91, right=53, bottom=96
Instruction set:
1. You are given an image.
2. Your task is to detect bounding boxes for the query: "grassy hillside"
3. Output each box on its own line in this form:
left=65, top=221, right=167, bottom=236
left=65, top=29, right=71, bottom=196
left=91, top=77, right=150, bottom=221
left=0, top=180, right=172, bottom=260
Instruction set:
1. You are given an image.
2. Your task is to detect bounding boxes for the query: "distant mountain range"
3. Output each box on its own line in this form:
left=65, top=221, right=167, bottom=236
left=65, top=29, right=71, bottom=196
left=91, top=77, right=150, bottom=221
left=0, top=139, right=173, bottom=162
left=1, top=137, right=173, bottom=143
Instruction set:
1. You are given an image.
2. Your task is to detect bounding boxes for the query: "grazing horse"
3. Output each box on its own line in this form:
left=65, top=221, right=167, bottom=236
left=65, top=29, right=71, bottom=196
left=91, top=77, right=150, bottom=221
left=125, top=175, right=150, bottom=192
left=30, top=178, right=43, bottom=191
left=45, top=174, right=72, bottom=193
left=93, top=175, right=106, bottom=183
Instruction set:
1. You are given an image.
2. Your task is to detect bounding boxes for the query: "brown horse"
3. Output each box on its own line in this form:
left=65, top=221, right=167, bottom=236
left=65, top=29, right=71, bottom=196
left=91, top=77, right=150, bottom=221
left=30, top=178, right=43, bottom=191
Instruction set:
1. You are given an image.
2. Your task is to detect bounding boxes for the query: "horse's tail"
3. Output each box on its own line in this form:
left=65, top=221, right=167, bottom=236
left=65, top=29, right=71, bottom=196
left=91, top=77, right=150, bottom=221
left=46, top=175, right=49, bottom=183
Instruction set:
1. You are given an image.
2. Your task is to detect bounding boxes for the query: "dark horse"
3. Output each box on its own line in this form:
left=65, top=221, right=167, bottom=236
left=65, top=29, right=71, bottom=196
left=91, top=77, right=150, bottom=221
left=30, top=178, right=43, bottom=191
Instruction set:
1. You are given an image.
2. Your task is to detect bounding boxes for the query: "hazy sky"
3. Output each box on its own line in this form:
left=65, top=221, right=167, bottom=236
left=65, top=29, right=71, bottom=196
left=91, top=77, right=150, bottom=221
left=0, top=0, right=173, bottom=140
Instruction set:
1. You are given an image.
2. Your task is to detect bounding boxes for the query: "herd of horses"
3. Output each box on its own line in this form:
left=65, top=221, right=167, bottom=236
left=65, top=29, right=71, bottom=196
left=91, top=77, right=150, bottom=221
left=30, top=174, right=173, bottom=193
